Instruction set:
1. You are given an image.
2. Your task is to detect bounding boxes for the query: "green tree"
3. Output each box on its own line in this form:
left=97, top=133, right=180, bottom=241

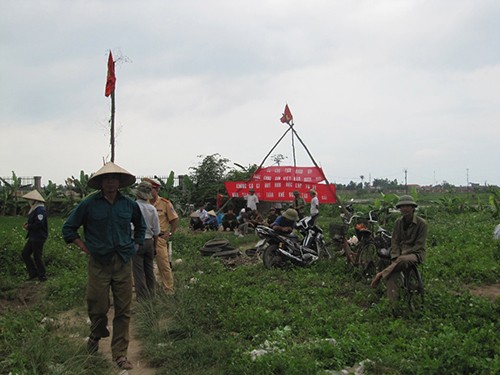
left=189, top=154, right=229, bottom=206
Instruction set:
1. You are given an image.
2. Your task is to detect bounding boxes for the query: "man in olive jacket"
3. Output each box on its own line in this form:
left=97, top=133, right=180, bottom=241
left=371, top=195, right=427, bottom=306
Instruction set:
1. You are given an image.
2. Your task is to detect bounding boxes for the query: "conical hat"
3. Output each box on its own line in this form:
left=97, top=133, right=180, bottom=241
left=22, top=190, right=45, bottom=202
left=87, top=162, right=136, bottom=189
left=207, top=210, right=216, bottom=216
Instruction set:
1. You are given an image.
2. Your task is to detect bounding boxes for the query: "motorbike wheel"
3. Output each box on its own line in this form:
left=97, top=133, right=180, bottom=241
left=262, top=244, right=287, bottom=270
left=358, top=242, right=378, bottom=279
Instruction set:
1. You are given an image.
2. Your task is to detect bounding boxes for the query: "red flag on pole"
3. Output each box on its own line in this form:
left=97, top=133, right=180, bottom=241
left=105, top=51, right=116, bottom=97
left=280, top=104, right=293, bottom=125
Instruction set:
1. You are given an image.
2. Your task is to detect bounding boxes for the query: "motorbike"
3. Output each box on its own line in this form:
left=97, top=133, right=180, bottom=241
left=255, top=216, right=331, bottom=269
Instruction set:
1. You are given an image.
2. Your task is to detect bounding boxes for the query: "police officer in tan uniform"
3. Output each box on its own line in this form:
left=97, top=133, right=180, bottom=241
left=142, top=178, right=178, bottom=294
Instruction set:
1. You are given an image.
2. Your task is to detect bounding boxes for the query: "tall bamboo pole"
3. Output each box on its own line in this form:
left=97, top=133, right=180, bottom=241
left=110, top=91, right=115, bottom=162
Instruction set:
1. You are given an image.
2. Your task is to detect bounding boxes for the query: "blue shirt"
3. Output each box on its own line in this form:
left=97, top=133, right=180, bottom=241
left=62, top=191, right=146, bottom=263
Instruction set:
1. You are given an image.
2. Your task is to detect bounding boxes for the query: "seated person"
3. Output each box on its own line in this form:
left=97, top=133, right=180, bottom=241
left=237, top=207, right=254, bottom=235
left=189, top=211, right=204, bottom=231
left=271, top=208, right=299, bottom=235
left=204, top=210, right=219, bottom=231
left=265, top=208, right=278, bottom=226
left=195, top=204, right=209, bottom=223
left=222, top=208, right=238, bottom=231
left=248, top=209, right=264, bottom=228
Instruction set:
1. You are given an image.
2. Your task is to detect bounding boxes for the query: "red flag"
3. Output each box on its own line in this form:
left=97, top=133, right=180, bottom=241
left=105, top=51, right=116, bottom=97
left=280, top=104, right=293, bottom=125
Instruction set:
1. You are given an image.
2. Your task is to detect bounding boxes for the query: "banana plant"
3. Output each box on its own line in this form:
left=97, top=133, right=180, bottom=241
left=70, top=170, right=90, bottom=197
left=0, top=171, right=22, bottom=215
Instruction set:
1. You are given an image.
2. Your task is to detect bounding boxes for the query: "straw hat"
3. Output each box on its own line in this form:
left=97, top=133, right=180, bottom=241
left=87, top=162, right=136, bottom=189
left=309, top=189, right=317, bottom=195
left=22, top=190, right=45, bottom=202
left=142, top=177, right=161, bottom=189
left=134, top=181, right=153, bottom=200
left=207, top=210, right=216, bottom=216
left=190, top=211, right=200, bottom=218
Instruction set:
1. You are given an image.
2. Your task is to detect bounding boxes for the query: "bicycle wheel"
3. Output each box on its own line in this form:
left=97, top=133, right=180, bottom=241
left=405, top=266, right=424, bottom=312
left=358, top=242, right=378, bottom=278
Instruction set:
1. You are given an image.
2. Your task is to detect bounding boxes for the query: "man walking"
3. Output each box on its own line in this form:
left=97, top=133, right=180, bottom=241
left=62, top=162, right=146, bottom=370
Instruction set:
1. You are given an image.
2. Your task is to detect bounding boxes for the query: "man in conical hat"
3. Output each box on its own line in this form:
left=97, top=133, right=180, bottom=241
left=62, top=162, right=146, bottom=370
left=21, top=190, right=48, bottom=282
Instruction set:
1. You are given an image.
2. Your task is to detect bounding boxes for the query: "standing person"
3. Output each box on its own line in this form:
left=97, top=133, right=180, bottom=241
left=291, top=190, right=306, bottom=219
left=309, top=189, right=320, bottom=224
left=142, top=178, right=179, bottom=295
left=132, top=181, right=160, bottom=301
left=62, top=162, right=146, bottom=371
left=245, top=188, right=259, bottom=211
left=21, top=190, right=48, bottom=282
left=371, top=195, right=428, bottom=311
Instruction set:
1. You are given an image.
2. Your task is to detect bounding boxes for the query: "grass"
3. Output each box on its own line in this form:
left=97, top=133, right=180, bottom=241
left=0, top=205, right=499, bottom=374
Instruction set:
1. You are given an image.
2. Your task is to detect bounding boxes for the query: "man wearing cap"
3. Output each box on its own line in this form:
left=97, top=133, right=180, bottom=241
left=309, top=189, right=320, bottom=224
left=371, top=195, right=428, bottom=309
left=62, top=162, right=146, bottom=370
left=142, top=177, right=179, bottom=294
left=21, top=190, right=48, bottom=282
left=132, top=181, right=160, bottom=301
left=271, top=208, right=299, bottom=235
left=245, top=188, right=259, bottom=211
left=291, top=190, right=306, bottom=219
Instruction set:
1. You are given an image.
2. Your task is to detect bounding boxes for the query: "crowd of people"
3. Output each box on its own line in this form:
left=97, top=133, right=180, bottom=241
left=20, top=159, right=432, bottom=370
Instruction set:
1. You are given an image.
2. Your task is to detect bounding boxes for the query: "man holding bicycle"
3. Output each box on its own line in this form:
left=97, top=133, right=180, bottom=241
left=371, top=195, right=428, bottom=307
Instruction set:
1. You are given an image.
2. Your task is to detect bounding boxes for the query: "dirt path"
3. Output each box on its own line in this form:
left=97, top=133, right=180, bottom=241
left=97, top=306, right=156, bottom=375
left=468, top=283, right=500, bottom=301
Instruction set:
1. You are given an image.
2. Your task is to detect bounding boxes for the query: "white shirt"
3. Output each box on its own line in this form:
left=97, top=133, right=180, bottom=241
left=310, top=196, right=319, bottom=216
left=245, top=194, right=259, bottom=210
left=197, top=209, right=209, bottom=222
left=137, top=199, right=160, bottom=239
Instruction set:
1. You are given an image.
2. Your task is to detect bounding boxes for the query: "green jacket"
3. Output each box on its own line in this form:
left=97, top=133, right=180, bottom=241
left=62, top=191, right=146, bottom=264
left=390, top=213, right=427, bottom=263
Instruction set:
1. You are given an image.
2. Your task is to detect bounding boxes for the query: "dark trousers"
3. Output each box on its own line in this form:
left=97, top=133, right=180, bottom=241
left=87, top=254, right=132, bottom=359
left=132, top=239, right=156, bottom=300
left=21, top=239, right=46, bottom=279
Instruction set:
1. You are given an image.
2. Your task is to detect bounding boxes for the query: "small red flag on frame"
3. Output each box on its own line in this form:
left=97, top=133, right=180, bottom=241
left=280, top=104, right=293, bottom=125
left=105, top=51, right=116, bottom=97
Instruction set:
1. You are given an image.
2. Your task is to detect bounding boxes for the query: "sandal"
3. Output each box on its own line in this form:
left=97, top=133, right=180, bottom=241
left=115, top=356, right=133, bottom=370
left=87, top=336, right=100, bottom=354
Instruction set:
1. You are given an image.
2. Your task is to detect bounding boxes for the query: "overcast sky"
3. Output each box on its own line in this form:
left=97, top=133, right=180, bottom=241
left=1, top=0, right=499, bottom=188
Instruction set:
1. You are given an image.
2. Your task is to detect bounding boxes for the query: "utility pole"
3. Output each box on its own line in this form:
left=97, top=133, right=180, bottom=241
left=404, top=168, right=408, bottom=193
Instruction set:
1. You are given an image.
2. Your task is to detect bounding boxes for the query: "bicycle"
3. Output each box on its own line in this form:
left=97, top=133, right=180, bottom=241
left=328, top=210, right=380, bottom=279
left=366, top=210, right=425, bottom=314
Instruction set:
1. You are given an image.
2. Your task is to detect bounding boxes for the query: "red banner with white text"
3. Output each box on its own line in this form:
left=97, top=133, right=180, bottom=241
left=224, top=181, right=336, bottom=203
left=252, top=166, right=326, bottom=183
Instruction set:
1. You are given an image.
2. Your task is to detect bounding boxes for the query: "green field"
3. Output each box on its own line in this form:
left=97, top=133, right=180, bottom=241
left=0, top=202, right=499, bottom=374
